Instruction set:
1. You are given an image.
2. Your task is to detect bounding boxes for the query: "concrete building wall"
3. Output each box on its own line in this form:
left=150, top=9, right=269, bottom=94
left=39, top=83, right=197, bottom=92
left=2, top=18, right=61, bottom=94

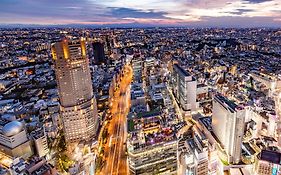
left=0, top=130, right=28, bottom=149
left=172, top=64, right=197, bottom=112
left=52, top=39, right=98, bottom=144
left=212, top=95, right=246, bottom=164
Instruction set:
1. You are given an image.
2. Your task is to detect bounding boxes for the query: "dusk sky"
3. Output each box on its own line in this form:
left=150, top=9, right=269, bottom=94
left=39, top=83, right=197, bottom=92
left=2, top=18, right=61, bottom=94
left=1, top=0, right=280, bottom=27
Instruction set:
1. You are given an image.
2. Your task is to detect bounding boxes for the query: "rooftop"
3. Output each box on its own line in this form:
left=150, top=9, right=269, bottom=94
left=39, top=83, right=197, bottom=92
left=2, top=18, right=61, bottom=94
left=173, top=64, right=190, bottom=77
left=136, top=108, right=161, bottom=118
left=214, top=94, right=238, bottom=112
left=259, top=150, right=281, bottom=165
left=0, top=120, right=24, bottom=137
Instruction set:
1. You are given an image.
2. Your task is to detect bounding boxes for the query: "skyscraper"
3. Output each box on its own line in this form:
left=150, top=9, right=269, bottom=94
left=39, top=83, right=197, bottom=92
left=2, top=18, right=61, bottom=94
left=104, top=35, right=115, bottom=55
left=51, top=38, right=98, bottom=144
left=212, top=94, right=246, bottom=164
left=172, top=64, right=197, bottom=112
left=92, top=42, right=105, bottom=65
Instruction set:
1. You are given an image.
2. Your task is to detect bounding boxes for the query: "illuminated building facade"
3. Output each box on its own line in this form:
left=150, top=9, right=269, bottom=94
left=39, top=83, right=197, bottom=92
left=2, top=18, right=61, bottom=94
left=172, top=64, right=197, bottom=112
left=128, top=139, right=178, bottom=175
left=181, top=138, right=208, bottom=175
left=212, top=94, right=247, bottom=164
left=0, top=120, right=32, bottom=158
left=127, top=112, right=178, bottom=175
left=52, top=38, right=98, bottom=143
left=30, top=126, right=49, bottom=158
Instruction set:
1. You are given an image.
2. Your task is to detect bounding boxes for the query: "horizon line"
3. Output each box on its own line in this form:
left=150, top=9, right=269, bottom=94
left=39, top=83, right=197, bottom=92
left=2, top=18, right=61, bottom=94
left=0, top=23, right=280, bottom=29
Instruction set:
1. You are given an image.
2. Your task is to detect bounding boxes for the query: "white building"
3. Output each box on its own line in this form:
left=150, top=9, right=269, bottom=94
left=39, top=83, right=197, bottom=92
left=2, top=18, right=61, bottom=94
left=0, top=119, right=32, bottom=159
left=212, top=94, right=247, bottom=164
left=127, top=112, right=178, bottom=175
left=249, top=71, right=281, bottom=96
left=178, top=128, right=209, bottom=175
left=172, top=64, right=197, bottom=112
left=30, top=126, right=49, bottom=158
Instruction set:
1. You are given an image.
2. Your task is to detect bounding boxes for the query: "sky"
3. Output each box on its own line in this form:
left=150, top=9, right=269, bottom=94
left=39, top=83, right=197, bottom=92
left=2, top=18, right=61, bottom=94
left=0, top=0, right=280, bottom=27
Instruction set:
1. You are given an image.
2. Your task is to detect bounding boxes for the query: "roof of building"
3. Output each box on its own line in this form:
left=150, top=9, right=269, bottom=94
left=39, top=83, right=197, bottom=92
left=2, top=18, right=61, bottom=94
left=2, top=121, right=24, bottom=137
left=1, top=113, right=16, bottom=121
left=173, top=64, right=190, bottom=77
left=259, top=150, right=281, bottom=165
left=136, top=108, right=161, bottom=118
left=214, top=94, right=238, bottom=112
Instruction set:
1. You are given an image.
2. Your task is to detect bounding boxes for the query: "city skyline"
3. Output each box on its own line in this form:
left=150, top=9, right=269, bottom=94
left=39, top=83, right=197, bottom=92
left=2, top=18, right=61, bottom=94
left=0, top=26, right=280, bottom=174
left=0, top=1, right=280, bottom=173
left=1, top=0, right=281, bottom=27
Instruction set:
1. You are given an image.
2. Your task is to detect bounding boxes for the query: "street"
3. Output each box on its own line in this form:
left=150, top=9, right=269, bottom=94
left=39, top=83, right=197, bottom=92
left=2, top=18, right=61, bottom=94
left=98, top=64, right=132, bottom=175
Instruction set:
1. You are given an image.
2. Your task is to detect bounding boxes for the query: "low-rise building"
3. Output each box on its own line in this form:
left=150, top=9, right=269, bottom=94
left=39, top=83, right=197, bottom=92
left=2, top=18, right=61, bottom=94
left=0, top=119, right=32, bottom=159
left=254, top=150, right=281, bottom=175
left=30, top=126, right=49, bottom=158
left=127, top=110, right=178, bottom=175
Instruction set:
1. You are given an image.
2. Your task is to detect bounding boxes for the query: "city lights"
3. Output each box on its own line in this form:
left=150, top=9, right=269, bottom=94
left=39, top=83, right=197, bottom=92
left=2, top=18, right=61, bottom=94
left=0, top=1, right=280, bottom=175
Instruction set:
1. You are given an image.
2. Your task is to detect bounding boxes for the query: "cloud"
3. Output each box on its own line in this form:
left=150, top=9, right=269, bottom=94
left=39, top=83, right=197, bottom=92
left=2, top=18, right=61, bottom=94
left=108, top=7, right=168, bottom=19
left=0, top=0, right=108, bottom=23
left=195, top=16, right=280, bottom=27
left=230, top=9, right=254, bottom=15
left=180, top=0, right=232, bottom=9
left=0, top=0, right=280, bottom=27
left=243, top=0, right=273, bottom=3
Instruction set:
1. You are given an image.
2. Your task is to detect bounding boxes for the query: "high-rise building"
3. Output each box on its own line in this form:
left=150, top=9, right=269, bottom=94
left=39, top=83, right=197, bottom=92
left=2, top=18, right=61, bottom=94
left=212, top=94, right=247, bottom=164
left=92, top=42, right=105, bottom=65
left=51, top=38, right=98, bottom=144
left=172, top=64, right=197, bottom=112
left=104, top=35, right=113, bottom=55
left=132, top=56, right=143, bottom=81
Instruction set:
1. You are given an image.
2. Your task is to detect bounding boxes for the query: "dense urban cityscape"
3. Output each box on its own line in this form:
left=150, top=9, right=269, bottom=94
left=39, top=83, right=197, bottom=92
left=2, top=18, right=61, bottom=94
left=0, top=1, right=281, bottom=175
left=0, top=27, right=280, bottom=175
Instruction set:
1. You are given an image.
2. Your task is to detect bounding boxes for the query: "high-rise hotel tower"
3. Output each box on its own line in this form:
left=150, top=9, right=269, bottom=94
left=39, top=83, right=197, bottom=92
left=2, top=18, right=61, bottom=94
left=51, top=38, right=98, bottom=143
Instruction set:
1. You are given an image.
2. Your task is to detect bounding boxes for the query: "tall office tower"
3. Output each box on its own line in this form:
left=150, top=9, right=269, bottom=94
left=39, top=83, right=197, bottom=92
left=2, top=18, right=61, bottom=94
left=172, top=64, right=197, bottom=111
left=104, top=34, right=117, bottom=55
left=51, top=38, right=98, bottom=144
left=92, top=42, right=105, bottom=65
left=212, top=94, right=247, bottom=164
left=105, top=35, right=112, bottom=55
